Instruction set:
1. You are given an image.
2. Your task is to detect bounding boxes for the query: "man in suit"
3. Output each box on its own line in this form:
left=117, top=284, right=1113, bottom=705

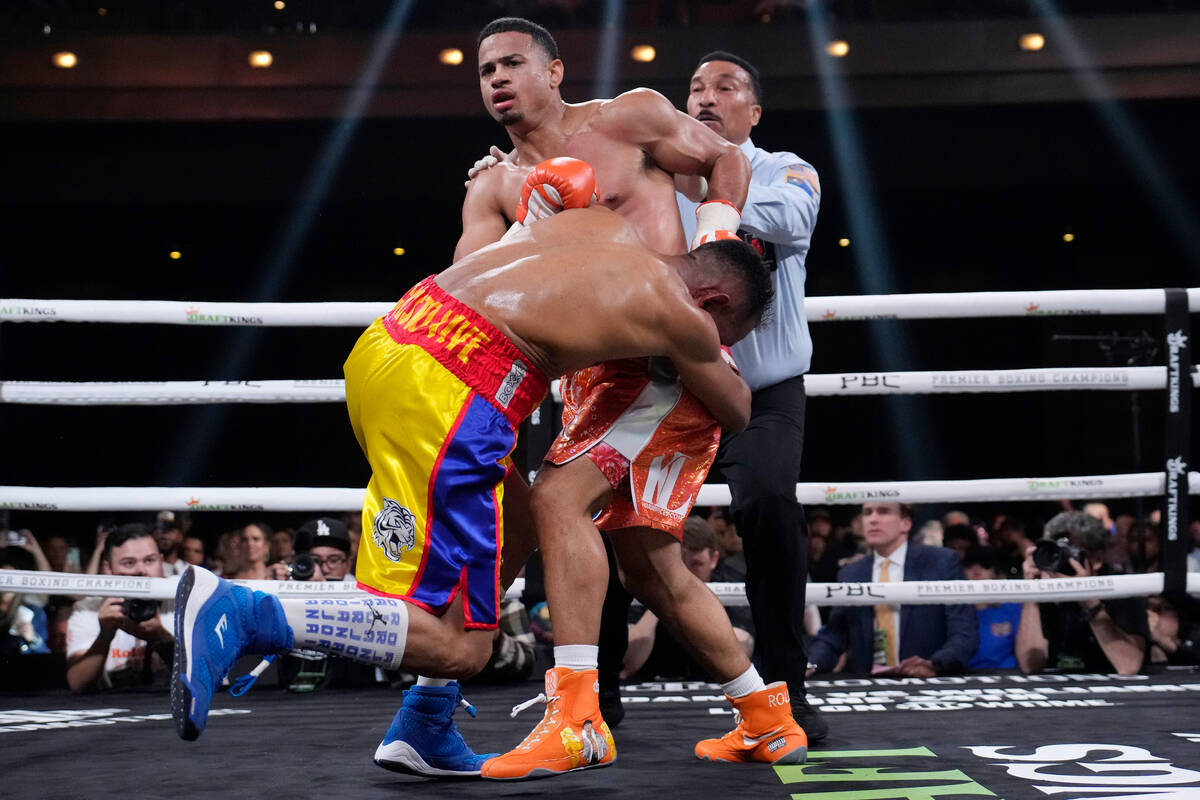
left=807, top=502, right=978, bottom=676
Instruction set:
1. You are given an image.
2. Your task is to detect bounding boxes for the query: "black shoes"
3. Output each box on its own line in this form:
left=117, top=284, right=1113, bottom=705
left=791, top=692, right=829, bottom=743
left=599, top=686, right=625, bottom=728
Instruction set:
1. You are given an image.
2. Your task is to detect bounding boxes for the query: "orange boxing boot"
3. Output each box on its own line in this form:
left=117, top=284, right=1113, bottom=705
left=481, top=667, right=616, bottom=780
left=694, top=681, right=808, bottom=764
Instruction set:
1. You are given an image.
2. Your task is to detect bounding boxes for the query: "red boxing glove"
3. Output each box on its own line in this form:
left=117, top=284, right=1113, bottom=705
left=516, top=157, right=598, bottom=225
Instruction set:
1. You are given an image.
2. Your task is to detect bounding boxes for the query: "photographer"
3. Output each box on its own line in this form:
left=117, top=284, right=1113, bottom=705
left=278, top=517, right=374, bottom=691
left=65, top=523, right=174, bottom=691
left=1015, top=511, right=1147, bottom=676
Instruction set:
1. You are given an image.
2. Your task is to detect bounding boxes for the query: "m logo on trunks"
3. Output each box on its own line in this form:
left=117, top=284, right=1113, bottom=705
left=641, top=451, right=688, bottom=511
left=372, top=497, right=417, bottom=563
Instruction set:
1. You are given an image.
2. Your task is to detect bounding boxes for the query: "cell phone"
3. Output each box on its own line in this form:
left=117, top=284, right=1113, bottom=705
left=5, top=530, right=28, bottom=547
left=66, top=547, right=81, bottom=570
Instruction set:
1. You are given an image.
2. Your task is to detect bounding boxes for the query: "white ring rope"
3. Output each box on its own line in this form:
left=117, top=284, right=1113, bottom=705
left=2, top=288, right=1197, bottom=326
left=1, top=472, right=1196, bottom=512
left=4, top=367, right=1197, bottom=405
left=1, top=569, right=1195, bottom=607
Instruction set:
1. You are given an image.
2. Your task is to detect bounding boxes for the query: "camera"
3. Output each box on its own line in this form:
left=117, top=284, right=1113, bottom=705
left=123, top=598, right=161, bottom=622
left=287, top=552, right=316, bottom=581
left=5, top=530, right=28, bottom=547
left=1033, top=537, right=1084, bottom=576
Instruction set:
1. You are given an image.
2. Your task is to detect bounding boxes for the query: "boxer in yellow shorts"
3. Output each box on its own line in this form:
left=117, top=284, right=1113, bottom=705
left=346, top=276, right=548, bottom=629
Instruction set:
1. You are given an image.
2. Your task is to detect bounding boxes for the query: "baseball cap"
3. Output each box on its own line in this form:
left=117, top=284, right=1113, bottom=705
left=297, top=516, right=350, bottom=554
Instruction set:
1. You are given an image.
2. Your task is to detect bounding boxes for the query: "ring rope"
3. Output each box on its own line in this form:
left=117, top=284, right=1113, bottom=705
left=1, top=569, right=1195, bottom=607
left=3, top=287, right=1196, bottom=326
left=1, top=471, right=1196, bottom=511
left=3, top=367, right=1197, bottom=405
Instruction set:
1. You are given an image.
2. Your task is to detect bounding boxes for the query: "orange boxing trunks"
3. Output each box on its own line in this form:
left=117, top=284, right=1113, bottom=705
left=545, top=358, right=720, bottom=538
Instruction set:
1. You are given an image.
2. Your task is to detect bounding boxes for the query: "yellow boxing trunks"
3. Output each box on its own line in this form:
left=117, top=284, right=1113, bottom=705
left=344, top=277, right=548, bottom=629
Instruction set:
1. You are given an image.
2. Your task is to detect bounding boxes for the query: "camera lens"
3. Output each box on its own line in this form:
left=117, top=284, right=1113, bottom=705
left=1032, top=538, right=1076, bottom=575
left=289, top=553, right=316, bottom=581
left=124, top=598, right=161, bottom=622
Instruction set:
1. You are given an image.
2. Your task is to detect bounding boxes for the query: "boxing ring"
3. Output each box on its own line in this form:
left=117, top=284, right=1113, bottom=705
left=2, top=287, right=1199, bottom=798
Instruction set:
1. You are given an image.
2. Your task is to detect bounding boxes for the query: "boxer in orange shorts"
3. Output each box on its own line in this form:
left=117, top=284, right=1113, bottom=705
left=460, top=19, right=811, bottom=780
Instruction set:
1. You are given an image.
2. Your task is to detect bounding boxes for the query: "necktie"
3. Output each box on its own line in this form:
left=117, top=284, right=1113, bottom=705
left=875, top=559, right=898, bottom=666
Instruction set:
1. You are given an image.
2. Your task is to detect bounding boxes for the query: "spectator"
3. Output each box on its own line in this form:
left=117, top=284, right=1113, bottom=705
left=85, top=521, right=115, bottom=575
left=1083, top=502, right=1116, bottom=536
left=1128, top=522, right=1161, bottom=573
left=943, top=510, right=970, bottom=528
left=269, top=528, right=296, bottom=566
left=65, top=523, right=175, bottom=690
left=622, top=517, right=755, bottom=681
left=41, top=533, right=79, bottom=573
left=47, top=604, right=73, bottom=656
left=228, top=522, right=287, bottom=581
left=181, top=535, right=206, bottom=567
left=916, top=519, right=944, bottom=547
left=993, top=516, right=1035, bottom=580
left=154, top=511, right=188, bottom=578
left=963, top=546, right=1020, bottom=670
left=278, top=517, right=372, bottom=691
left=942, top=524, right=976, bottom=559
left=1, top=546, right=51, bottom=655
left=807, top=508, right=834, bottom=542
left=211, top=528, right=241, bottom=576
left=1, top=529, right=52, bottom=609
left=302, top=517, right=354, bottom=582
left=1015, top=511, right=1147, bottom=676
left=807, top=502, right=978, bottom=677
left=705, top=507, right=745, bottom=580
left=1147, top=595, right=1200, bottom=666
left=341, top=512, right=364, bottom=567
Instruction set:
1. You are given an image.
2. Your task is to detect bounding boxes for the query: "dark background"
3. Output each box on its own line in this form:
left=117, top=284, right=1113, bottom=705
left=2, top=49, right=1198, bottom=538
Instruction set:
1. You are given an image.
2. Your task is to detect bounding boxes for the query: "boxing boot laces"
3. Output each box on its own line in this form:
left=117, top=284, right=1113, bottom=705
left=480, top=667, right=615, bottom=780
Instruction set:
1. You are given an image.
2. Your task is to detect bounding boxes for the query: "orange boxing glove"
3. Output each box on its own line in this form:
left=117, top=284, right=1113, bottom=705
left=515, top=157, right=598, bottom=225
left=691, top=199, right=742, bottom=250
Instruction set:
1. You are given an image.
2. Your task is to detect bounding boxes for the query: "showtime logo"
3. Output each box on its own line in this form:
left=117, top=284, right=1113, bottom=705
left=967, top=743, right=1200, bottom=798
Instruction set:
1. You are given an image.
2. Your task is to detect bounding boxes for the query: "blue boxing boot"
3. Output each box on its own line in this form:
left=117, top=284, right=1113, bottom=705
left=172, top=565, right=293, bottom=741
left=374, top=682, right=498, bottom=777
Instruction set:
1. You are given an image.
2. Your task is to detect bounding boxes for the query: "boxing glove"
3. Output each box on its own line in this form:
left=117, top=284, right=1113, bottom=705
left=516, top=157, right=598, bottom=225
left=690, top=199, right=742, bottom=250
left=720, top=345, right=740, bottom=375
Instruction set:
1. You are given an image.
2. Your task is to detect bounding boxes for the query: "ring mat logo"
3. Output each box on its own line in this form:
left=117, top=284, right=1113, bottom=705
left=775, top=746, right=997, bottom=798
left=0, top=707, right=250, bottom=734
left=967, top=743, right=1200, bottom=799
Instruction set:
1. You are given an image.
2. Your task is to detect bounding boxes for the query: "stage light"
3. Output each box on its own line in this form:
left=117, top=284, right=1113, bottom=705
left=274, top=1, right=285, bottom=9
left=439, top=48, right=463, bottom=66
left=248, top=50, right=273, bottom=68
left=826, top=40, right=849, bottom=58
left=1062, top=232, right=1075, bottom=243
left=1019, top=33, right=1046, bottom=52
left=838, top=237, right=850, bottom=247
left=169, top=251, right=182, bottom=260
left=52, top=52, right=77, bottom=69
left=393, top=247, right=406, bottom=256
left=97, top=8, right=107, bottom=16
left=630, top=45, right=656, bottom=63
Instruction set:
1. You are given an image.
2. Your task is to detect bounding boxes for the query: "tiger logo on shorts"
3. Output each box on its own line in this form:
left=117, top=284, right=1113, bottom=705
left=372, top=497, right=417, bottom=563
